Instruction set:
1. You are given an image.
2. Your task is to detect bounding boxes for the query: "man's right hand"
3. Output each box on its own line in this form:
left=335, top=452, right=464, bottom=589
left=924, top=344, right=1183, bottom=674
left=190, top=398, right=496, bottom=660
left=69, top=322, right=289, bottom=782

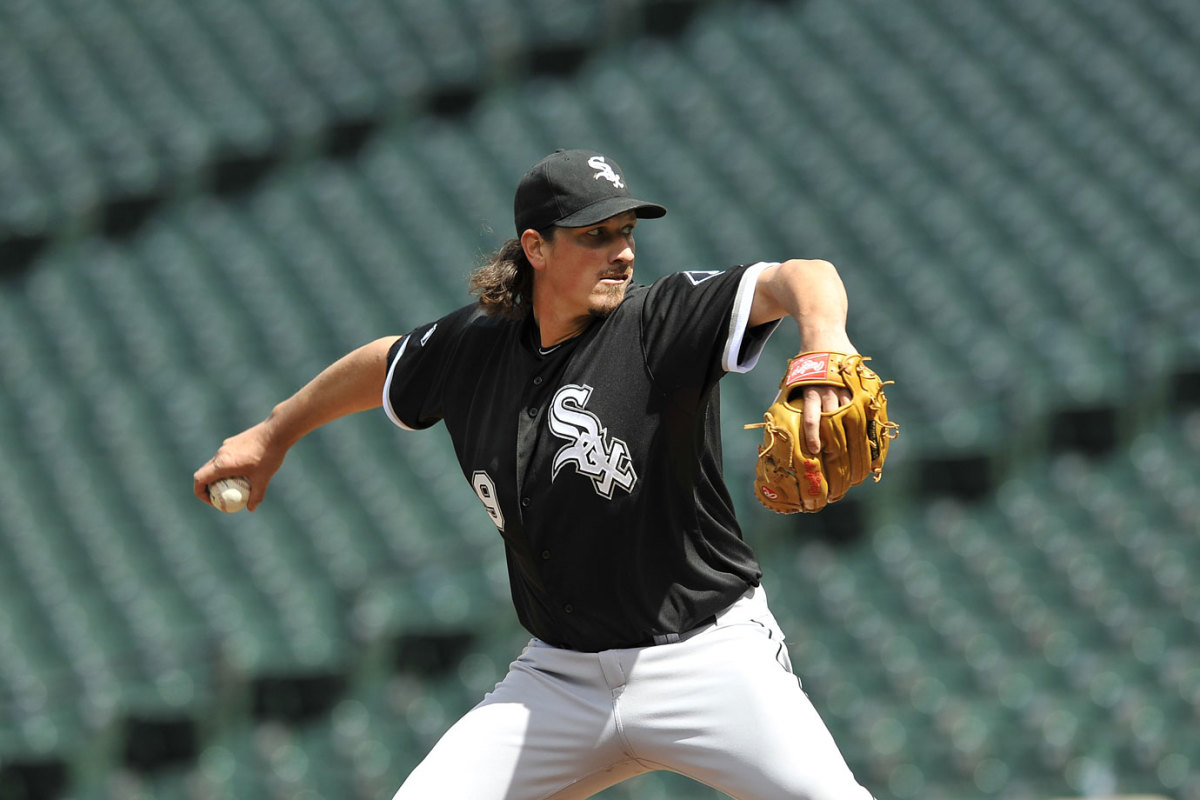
left=193, top=421, right=284, bottom=512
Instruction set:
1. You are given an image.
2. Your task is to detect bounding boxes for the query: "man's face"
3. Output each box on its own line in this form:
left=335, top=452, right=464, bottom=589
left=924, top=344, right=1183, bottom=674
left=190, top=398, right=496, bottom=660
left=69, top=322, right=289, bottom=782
left=539, top=211, right=638, bottom=320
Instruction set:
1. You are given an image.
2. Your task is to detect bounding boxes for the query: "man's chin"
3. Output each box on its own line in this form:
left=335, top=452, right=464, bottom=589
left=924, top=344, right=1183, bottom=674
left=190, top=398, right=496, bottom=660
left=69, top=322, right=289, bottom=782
left=589, top=286, right=627, bottom=318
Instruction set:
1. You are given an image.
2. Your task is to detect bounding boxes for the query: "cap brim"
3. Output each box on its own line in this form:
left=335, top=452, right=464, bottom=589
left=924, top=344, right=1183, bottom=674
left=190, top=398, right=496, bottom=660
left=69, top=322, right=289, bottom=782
left=554, top=196, right=667, bottom=228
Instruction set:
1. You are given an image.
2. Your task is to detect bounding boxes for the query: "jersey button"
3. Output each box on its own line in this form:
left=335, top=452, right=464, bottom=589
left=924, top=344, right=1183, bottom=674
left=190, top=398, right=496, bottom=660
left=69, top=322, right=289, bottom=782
left=521, top=497, right=531, bottom=508
left=563, top=604, right=574, bottom=614
left=541, top=550, right=551, bottom=560
left=533, top=376, right=544, bottom=385
left=527, top=406, right=538, bottom=418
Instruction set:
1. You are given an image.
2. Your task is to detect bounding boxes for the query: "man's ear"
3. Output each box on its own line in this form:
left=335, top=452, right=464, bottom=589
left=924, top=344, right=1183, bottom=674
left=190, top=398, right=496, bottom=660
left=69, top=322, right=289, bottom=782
left=521, top=229, right=548, bottom=270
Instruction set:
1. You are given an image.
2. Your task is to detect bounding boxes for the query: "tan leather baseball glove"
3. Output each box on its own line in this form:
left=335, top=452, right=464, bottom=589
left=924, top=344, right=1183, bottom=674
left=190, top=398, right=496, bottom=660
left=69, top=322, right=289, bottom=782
left=746, top=352, right=898, bottom=513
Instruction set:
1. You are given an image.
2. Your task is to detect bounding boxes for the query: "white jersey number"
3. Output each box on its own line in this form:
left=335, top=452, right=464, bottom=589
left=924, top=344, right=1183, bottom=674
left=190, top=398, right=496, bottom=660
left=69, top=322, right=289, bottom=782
left=471, top=470, right=504, bottom=531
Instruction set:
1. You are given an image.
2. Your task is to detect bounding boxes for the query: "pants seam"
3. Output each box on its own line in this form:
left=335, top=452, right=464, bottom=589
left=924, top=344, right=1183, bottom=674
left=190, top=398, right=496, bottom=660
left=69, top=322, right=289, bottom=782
left=539, top=757, right=647, bottom=800
left=611, top=684, right=649, bottom=766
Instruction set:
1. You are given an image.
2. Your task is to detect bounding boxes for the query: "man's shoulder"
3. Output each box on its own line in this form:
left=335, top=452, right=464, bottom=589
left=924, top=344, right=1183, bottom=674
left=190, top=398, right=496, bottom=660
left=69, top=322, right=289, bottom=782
left=400, top=303, right=520, bottom=360
left=630, top=266, right=753, bottom=307
left=638, top=266, right=751, bottom=293
left=437, top=302, right=523, bottom=333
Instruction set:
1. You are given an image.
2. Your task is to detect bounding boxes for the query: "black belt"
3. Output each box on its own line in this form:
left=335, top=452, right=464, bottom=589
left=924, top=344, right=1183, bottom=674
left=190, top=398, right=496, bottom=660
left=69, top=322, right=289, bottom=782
left=634, top=615, right=718, bottom=648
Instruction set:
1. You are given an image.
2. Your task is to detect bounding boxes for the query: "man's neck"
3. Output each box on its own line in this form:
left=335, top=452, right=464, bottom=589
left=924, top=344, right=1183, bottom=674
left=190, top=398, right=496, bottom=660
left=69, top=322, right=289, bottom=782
left=531, top=314, right=592, bottom=349
left=530, top=303, right=594, bottom=349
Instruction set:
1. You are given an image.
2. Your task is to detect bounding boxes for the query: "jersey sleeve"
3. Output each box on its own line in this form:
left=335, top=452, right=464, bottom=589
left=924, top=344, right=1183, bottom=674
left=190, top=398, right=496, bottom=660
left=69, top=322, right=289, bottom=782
left=640, top=262, right=782, bottom=384
left=382, top=305, right=475, bottom=430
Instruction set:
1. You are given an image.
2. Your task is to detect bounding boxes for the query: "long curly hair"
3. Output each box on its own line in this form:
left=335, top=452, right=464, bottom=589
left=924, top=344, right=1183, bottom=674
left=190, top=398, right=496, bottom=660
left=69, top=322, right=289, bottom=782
left=469, top=230, right=555, bottom=319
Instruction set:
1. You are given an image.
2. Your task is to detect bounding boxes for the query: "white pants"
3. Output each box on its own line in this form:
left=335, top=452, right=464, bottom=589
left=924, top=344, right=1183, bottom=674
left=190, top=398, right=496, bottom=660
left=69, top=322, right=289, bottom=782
left=392, top=587, right=874, bottom=799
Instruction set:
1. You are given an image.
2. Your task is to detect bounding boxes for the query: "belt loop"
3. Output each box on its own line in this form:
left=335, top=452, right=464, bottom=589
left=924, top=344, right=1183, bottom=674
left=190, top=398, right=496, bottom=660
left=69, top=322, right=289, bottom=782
left=652, top=632, right=681, bottom=646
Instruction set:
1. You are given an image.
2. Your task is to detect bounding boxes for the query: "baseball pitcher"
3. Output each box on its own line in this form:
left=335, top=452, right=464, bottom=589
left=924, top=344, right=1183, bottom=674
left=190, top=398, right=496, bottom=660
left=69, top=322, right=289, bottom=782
left=194, top=149, right=894, bottom=799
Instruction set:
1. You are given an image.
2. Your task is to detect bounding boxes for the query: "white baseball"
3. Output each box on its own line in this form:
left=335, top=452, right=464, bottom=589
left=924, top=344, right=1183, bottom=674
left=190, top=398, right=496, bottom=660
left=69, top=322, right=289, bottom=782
left=208, top=476, right=251, bottom=513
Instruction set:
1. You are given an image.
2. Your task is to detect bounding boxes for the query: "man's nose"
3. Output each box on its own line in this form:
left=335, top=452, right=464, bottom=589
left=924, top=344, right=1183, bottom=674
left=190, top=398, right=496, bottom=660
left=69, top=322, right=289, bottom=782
left=612, top=237, right=634, bottom=263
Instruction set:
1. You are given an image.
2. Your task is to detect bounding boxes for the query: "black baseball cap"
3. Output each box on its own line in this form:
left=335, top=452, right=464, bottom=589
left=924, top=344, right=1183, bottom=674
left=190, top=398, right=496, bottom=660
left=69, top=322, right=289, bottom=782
left=514, top=149, right=667, bottom=235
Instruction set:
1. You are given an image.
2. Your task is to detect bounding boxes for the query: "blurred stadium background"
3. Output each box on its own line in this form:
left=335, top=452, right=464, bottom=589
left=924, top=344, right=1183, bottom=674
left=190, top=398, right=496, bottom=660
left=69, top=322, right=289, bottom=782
left=1, top=0, right=1198, bottom=798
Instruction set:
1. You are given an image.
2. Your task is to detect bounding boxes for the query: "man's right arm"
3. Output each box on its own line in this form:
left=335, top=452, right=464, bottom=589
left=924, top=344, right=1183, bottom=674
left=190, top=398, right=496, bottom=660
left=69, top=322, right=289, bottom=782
left=192, top=336, right=400, bottom=511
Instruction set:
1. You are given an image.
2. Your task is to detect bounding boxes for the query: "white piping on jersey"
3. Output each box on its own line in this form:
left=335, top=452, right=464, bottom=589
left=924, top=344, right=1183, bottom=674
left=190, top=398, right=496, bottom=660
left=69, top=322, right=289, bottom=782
left=382, top=334, right=417, bottom=431
left=721, top=261, right=782, bottom=373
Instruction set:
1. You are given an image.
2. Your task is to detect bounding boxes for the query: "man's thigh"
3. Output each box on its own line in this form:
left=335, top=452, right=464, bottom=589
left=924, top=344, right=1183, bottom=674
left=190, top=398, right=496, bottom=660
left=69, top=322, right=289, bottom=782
left=392, top=644, right=649, bottom=800
left=620, top=608, right=875, bottom=800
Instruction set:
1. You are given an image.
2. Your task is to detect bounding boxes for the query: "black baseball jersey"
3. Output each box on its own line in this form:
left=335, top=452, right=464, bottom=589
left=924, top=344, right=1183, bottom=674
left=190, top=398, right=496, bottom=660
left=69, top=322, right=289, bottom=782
left=384, top=263, right=782, bottom=652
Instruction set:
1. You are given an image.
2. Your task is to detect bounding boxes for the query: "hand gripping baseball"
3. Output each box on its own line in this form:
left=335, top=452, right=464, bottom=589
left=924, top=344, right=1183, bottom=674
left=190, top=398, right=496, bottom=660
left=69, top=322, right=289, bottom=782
left=746, top=352, right=898, bottom=513
left=193, top=421, right=284, bottom=513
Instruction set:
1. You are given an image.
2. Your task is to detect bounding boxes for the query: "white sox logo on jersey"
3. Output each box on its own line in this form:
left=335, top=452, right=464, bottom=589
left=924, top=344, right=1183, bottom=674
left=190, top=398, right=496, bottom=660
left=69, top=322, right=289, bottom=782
left=588, top=156, right=624, bottom=188
left=548, top=384, right=637, bottom=498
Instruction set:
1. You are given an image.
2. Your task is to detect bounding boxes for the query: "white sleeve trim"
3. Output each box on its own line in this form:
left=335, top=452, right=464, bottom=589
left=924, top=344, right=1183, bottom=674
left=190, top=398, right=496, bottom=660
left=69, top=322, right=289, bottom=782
left=382, top=335, right=418, bottom=430
left=722, top=262, right=781, bottom=373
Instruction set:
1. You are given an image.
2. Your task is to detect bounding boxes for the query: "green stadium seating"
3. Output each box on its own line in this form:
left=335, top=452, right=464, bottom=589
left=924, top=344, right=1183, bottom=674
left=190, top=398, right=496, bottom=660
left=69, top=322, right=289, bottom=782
left=3, top=0, right=1200, bottom=798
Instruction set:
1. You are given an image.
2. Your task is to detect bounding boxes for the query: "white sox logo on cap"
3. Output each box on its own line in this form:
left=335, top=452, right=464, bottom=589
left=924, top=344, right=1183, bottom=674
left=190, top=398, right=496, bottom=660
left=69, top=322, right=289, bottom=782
left=513, top=149, right=665, bottom=234
left=547, top=384, right=637, bottom=499
left=588, top=156, right=624, bottom=188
